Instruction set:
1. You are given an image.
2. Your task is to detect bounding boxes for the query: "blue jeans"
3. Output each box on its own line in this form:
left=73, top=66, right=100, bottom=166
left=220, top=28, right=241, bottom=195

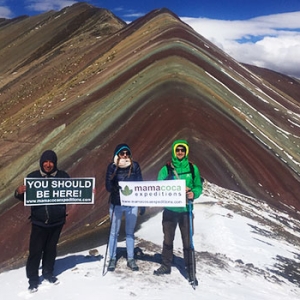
left=109, top=204, right=138, bottom=260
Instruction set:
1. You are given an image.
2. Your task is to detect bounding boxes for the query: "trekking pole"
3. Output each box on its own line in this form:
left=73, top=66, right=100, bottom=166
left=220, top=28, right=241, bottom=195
left=188, top=200, right=196, bottom=289
left=102, top=204, right=115, bottom=276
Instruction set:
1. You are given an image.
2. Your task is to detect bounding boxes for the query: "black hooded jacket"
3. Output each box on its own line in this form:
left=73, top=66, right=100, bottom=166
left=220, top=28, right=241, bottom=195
left=15, top=150, right=70, bottom=227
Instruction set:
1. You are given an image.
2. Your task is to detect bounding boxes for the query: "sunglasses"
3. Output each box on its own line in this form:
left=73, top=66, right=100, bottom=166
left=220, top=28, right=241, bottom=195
left=176, top=147, right=186, bottom=153
left=119, top=151, right=130, bottom=156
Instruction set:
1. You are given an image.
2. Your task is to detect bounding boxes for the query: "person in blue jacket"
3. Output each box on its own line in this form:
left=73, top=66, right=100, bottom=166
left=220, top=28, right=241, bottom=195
left=15, top=150, right=70, bottom=293
left=105, top=143, right=145, bottom=272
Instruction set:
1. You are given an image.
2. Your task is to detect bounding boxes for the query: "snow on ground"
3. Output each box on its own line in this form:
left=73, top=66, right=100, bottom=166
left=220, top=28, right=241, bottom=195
left=1, top=182, right=300, bottom=300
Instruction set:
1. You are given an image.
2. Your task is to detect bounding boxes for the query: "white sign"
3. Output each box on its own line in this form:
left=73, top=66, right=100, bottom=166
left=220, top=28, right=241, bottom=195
left=118, top=180, right=186, bottom=207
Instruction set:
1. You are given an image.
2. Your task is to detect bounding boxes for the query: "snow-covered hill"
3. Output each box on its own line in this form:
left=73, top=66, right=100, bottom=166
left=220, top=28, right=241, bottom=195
left=1, top=181, right=300, bottom=299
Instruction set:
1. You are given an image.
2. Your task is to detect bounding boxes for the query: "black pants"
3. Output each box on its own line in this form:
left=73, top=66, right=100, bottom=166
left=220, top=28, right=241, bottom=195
left=161, top=209, right=195, bottom=272
left=26, top=223, right=63, bottom=285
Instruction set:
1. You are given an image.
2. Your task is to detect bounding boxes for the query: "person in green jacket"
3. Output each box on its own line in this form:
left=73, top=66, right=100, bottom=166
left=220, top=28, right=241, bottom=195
left=153, top=139, right=202, bottom=286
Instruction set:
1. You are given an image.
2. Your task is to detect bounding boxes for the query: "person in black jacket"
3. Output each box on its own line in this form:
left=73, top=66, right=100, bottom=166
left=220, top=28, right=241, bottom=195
left=15, top=150, right=70, bottom=293
left=105, top=143, right=144, bottom=272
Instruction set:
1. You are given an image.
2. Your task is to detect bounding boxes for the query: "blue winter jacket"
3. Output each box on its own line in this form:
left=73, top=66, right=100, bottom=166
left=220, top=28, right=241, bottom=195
left=105, top=161, right=143, bottom=206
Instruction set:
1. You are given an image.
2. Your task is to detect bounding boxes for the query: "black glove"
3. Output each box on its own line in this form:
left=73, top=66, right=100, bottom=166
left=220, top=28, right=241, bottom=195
left=139, top=207, right=146, bottom=216
left=112, top=182, right=121, bottom=193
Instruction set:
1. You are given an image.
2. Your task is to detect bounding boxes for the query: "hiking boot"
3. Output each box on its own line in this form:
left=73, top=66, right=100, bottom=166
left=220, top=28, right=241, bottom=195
left=153, top=265, right=171, bottom=276
left=187, top=270, right=198, bottom=286
left=188, top=276, right=199, bottom=286
left=44, top=275, right=59, bottom=284
left=28, top=283, right=38, bottom=293
left=107, top=259, right=116, bottom=271
left=127, top=259, right=139, bottom=271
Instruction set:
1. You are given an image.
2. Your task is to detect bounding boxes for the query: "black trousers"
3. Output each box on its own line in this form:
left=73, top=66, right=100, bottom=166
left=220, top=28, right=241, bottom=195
left=161, top=209, right=195, bottom=272
left=26, top=223, right=63, bottom=285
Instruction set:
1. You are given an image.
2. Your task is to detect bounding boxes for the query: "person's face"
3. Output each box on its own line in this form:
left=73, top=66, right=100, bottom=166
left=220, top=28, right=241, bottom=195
left=175, top=146, right=186, bottom=160
left=118, top=150, right=131, bottom=159
left=43, top=160, right=54, bottom=173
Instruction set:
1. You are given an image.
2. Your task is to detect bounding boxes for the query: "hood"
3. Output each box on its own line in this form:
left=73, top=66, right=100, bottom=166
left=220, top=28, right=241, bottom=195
left=172, top=139, right=189, bottom=160
left=171, top=139, right=189, bottom=168
left=40, top=150, right=58, bottom=174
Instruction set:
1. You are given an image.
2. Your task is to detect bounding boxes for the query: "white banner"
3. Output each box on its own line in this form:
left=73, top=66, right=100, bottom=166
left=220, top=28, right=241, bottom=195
left=118, top=180, right=186, bottom=207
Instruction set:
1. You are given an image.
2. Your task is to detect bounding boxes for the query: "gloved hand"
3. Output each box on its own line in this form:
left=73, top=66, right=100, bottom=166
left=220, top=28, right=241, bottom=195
left=139, top=207, right=146, bottom=216
left=186, top=188, right=194, bottom=204
left=112, top=183, right=121, bottom=193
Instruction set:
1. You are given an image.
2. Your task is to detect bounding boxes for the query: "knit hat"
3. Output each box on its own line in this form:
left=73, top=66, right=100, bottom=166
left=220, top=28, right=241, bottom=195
left=113, top=143, right=131, bottom=157
left=113, top=144, right=132, bottom=168
left=40, top=150, right=58, bottom=174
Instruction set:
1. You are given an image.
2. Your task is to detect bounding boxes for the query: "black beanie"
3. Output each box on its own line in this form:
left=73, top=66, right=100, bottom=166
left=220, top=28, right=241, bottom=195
left=114, top=143, right=131, bottom=157
left=40, top=150, right=58, bottom=173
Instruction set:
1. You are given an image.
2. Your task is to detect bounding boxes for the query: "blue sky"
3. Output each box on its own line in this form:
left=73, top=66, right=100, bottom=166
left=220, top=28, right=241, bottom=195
left=2, top=0, right=300, bottom=21
left=1, top=1, right=300, bottom=78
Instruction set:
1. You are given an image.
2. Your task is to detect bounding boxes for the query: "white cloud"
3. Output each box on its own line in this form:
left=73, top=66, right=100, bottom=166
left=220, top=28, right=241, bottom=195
left=111, top=7, right=145, bottom=19
left=182, top=11, right=300, bottom=78
left=25, top=0, right=77, bottom=12
left=123, top=12, right=145, bottom=18
left=0, top=5, right=12, bottom=18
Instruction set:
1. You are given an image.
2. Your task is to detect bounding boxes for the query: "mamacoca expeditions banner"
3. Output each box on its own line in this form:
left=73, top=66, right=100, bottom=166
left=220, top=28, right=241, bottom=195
left=24, top=178, right=95, bottom=206
left=118, top=180, right=186, bottom=207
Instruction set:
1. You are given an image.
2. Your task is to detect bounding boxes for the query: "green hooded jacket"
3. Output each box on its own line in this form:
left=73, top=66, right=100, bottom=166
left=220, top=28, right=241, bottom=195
left=157, top=139, right=202, bottom=213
